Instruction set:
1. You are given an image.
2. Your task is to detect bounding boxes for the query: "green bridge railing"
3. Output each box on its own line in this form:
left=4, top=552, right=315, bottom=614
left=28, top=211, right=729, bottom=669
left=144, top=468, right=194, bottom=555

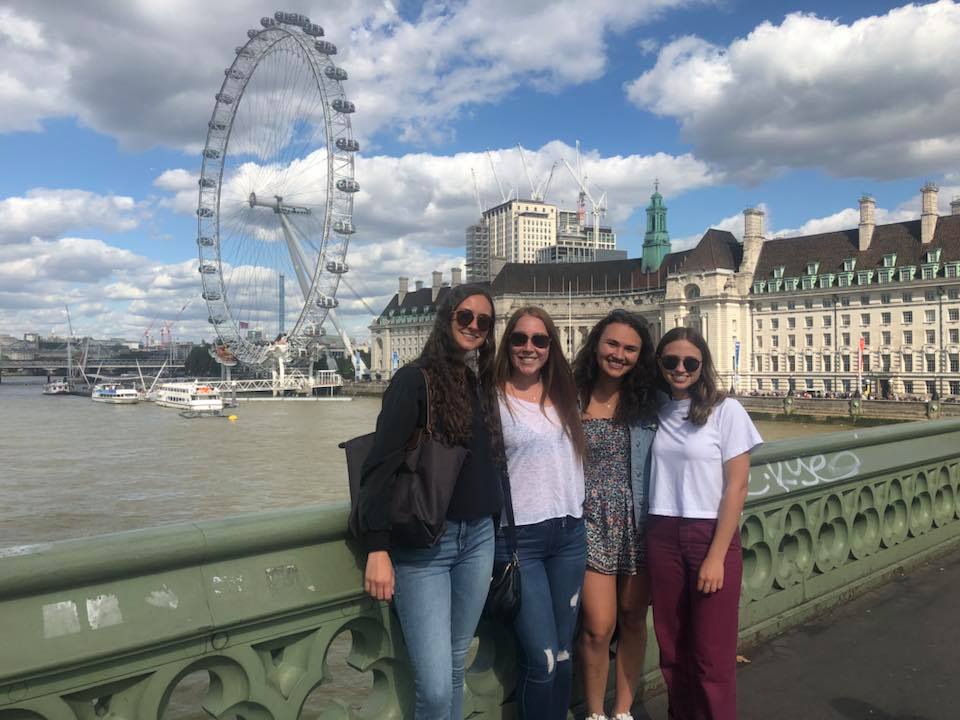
left=3, top=419, right=960, bottom=719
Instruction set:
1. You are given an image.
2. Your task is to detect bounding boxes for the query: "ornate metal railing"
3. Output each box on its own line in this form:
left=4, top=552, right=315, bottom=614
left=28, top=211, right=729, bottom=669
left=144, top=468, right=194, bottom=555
left=3, top=419, right=960, bottom=719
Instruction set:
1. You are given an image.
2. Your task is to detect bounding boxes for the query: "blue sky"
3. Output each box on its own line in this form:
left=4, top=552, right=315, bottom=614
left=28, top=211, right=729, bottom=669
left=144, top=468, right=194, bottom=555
left=1, top=0, right=959, bottom=341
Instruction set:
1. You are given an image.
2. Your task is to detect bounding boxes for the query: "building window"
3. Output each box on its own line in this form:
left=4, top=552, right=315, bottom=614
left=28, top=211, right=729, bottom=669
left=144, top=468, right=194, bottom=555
left=904, top=380, right=913, bottom=394
left=771, top=302, right=780, bottom=311
left=842, top=355, right=851, bottom=372
left=824, top=334, right=832, bottom=346
left=899, top=267, right=916, bottom=281
left=926, top=380, right=937, bottom=396
left=843, top=258, right=856, bottom=272
left=841, top=314, right=851, bottom=327
left=772, top=378, right=780, bottom=390
left=804, top=299, right=814, bottom=309
left=807, top=262, right=820, bottom=275
left=902, top=292, right=913, bottom=303
left=951, top=380, right=960, bottom=395
left=772, top=336, right=779, bottom=348
left=841, top=296, right=851, bottom=306
left=904, top=330, right=913, bottom=345
left=951, top=329, right=960, bottom=344
left=926, top=329, right=936, bottom=344
left=773, top=266, right=785, bottom=279
left=822, top=298, right=833, bottom=308
left=771, top=357, right=779, bottom=371
left=881, top=293, right=891, bottom=304
left=824, top=355, right=833, bottom=371
left=860, top=313, right=870, bottom=326
left=950, top=289, right=960, bottom=300
left=922, top=266, right=936, bottom=280
left=789, top=335, right=796, bottom=348
left=788, top=317, right=796, bottom=329
left=805, top=356, right=814, bottom=372
left=862, top=332, right=871, bottom=346
left=805, top=334, right=814, bottom=346
left=862, top=356, right=871, bottom=372
left=903, top=311, right=913, bottom=323
left=861, top=295, right=871, bottom=305
left=882, top=354, right=891, bottom=371
left=857, top=272, right=873, bottom=285
left=757, top=379, right=764, bottom=390
left=805, top=378, right=814, bottom=390
left=881, top=312, right=891, bottom=325
left=757, top=319, right=764, bottom=329
left=771, top=318, right=780, bottom=330
left=823, top=316, right=833, bottom=328
left=882, top=331, right=891, bottom=345
left=824, top=379, right=833, bottom=392
left=950, top=354, right=959, bottom=373
left=788, top=301, right=797, bottom=310
left=804, top=316, right=813, bottom=328
left=904, top=354, right=913, bottom=372
left=756, top=336, right=763, bottom=348
left=949, top=309, right=959, bottom=323
left=883, top=254, right=897, bottom=268
left=842, top=332, right=851, bottom=346
left=925, top=290, right=937, bottom=302
left=925, top=309, right=936, bottom=323
left=788, top=356, right=796, bottom=372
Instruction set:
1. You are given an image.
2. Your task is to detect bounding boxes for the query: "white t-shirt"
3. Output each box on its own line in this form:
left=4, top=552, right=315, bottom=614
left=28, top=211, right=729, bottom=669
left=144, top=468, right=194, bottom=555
left=649, top=397, right=762, bottom=519
left=499, top=396, right=585, bottom=526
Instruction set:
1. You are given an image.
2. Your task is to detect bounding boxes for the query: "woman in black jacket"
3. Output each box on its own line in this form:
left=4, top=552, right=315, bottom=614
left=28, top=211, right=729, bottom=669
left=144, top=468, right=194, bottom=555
left=356, top=283, right=502, bottom=720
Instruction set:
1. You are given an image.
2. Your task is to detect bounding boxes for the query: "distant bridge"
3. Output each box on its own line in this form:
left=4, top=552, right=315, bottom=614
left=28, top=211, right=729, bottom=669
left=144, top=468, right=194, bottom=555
left=0, top=358, right=171, bottom=379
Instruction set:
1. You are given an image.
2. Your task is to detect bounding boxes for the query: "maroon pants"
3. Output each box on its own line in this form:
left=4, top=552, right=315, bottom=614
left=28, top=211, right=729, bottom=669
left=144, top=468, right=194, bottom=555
left=647, top=515, right=742, bottom=720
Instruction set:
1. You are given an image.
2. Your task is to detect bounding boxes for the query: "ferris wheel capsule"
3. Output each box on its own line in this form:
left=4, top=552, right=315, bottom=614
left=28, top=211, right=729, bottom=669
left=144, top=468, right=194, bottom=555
left=333, top=219, right=355, bottom=234
left=336, top=138, right=360, bottom=152
left=314, top=40, right=337, bottom=55
left=331, top=99, right=355, bottom=114
left=336, top=179, right=359, bottom=193
left=326, top=261, right=349, bottom=274
left=303, top=23, right=324, bottom=37
left=315, top=294, right=339, bottom=309
left=260, top=17, right=276, bottom=28
left=325, top=66, right=348, bottom=81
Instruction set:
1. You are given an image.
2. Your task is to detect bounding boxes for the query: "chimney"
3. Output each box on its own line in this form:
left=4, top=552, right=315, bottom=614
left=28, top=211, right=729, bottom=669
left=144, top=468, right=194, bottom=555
left=415, top=280, right=424, bottom=291
left=451, top=267, right=462, bottom=287
left=921, top=182, right=938, bottom=245
left=741, top=207, right=765, bottom=277
left=951, top=197, right=960, bottom=216
left=431, top=270, right=443, bottom=302
left=858, top=194, right=876, bottom=251
left=398, top=276, right=408, bottom=304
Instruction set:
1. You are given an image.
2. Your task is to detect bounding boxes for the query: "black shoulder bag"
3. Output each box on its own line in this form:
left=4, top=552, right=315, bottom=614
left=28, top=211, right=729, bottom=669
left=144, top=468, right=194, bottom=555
left=482, top=465, right=521, bottom=623
left=342, top=368, right=469, bottom=548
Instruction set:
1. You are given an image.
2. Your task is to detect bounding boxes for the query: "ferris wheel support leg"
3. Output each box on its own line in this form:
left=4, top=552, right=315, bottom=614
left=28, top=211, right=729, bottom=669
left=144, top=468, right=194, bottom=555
left=278, top=214, right=313, bottom=300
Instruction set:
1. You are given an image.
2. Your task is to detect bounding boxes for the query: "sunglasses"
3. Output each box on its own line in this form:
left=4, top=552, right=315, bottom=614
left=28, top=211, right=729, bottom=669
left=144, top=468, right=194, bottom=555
left=509, top=332, right=550, bottom=349
left=454, top=309, right=492, bottom=332
left=660, top=355, right=702, bottom=373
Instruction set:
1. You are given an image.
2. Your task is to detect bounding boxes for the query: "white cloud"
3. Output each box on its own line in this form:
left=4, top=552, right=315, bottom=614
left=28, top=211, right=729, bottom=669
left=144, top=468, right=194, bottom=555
left=625, top=1, right=960, bottom=180
left=3, top=0, right=702, bottom=151
left=0, top=189, right=142, bottom=244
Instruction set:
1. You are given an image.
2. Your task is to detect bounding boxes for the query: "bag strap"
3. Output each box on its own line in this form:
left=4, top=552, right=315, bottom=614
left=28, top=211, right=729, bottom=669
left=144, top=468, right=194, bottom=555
left=419, top=367, right=434, bottom=436
left=499, top=462, right=519, bottom=555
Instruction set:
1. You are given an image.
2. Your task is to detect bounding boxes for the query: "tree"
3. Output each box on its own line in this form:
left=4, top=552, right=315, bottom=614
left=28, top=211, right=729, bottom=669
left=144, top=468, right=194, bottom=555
left=184, top=342, right=219, bottom=377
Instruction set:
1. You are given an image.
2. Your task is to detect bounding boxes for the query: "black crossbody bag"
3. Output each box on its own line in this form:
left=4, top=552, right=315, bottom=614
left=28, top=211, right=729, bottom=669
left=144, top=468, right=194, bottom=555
left=482, top=465, right=521, bottom=622
left=342, top=368, right=468, bottom=548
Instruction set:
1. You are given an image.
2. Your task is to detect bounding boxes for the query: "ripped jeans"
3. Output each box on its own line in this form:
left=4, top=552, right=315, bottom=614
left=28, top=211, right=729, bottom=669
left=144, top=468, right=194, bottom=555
left=495, top=515, right=587, bottom=720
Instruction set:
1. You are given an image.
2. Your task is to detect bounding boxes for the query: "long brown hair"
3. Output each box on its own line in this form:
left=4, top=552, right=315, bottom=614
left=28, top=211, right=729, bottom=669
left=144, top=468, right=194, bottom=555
left=494, top=306, right=586, bottom=458
left=417, top=284, right=500, bottom=455
left=573, top=309, right=660, bottom=424
left=655, top=326, right=725, bottom=426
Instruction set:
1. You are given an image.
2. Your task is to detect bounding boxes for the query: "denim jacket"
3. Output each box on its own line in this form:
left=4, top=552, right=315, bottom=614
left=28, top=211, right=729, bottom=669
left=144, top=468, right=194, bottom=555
left=628, top=418, right=658, bottom=531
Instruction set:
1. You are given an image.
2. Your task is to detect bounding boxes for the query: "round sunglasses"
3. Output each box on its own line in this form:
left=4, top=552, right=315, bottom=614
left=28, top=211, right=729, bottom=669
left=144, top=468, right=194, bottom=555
left=659, top=355, right=702, bottom=372
left=454, top=309, right=492, bottom=332
left=509, top=331, right=550, bottom=349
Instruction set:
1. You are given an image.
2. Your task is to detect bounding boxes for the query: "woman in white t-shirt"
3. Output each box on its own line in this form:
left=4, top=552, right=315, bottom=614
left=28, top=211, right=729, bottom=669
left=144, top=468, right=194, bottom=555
left=494, top=306, right=587, bottom=719
left=647, top=327, right=762, bottom=720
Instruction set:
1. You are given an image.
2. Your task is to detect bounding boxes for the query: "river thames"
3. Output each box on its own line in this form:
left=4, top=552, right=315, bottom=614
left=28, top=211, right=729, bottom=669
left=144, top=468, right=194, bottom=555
left=0, top=376, right=859, bottom=552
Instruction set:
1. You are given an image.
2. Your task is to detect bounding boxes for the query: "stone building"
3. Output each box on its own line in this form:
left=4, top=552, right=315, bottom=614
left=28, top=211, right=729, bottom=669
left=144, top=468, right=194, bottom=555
left=372, top=185, right=960, bottom=398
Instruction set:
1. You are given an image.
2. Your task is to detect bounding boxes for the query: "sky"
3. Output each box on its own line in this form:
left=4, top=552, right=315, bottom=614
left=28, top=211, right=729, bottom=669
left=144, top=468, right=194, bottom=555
left=2, top=0, right=960, bottom=343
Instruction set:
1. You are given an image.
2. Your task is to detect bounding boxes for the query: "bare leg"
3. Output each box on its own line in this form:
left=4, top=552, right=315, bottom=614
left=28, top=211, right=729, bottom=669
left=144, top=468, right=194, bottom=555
left=612, top=572, right=651, bottom=715
left=577, top=569, right=618, bottom=716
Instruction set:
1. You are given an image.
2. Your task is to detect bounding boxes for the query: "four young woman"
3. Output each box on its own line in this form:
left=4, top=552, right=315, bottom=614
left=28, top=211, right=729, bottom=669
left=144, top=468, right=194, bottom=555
left=356, top=297, right=762, bottom=720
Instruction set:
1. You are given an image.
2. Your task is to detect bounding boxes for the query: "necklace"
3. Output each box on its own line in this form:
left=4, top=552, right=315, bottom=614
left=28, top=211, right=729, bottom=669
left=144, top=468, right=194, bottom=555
left=592, top=391, right=619, bottom=408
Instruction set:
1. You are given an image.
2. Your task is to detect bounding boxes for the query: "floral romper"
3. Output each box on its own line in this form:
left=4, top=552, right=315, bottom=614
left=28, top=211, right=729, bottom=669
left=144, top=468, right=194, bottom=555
left=583, top=418, right=644, bottom=574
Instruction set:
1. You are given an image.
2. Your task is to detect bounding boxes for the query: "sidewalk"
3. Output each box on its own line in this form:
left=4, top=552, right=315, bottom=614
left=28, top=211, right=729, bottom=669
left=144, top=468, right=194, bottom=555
left=633, top=544, right=960, bottom=720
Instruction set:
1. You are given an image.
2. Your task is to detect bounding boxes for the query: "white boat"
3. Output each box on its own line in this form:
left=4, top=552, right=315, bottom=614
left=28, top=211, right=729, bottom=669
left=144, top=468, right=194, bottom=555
left=91, top=383, right=140, bottom=404
left=154, top=382, right=223, bottom=412
left=43, top=379, right=70, bottom=395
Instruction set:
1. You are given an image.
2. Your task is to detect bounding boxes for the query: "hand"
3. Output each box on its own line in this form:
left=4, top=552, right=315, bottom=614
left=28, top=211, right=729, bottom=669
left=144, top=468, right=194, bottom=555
left=364, top=551, right=395, bottom=601
left=697, top=554, right=725, bottom=594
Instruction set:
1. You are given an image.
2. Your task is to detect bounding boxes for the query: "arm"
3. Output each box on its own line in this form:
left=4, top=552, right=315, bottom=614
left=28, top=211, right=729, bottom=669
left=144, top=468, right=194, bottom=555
left=697, top=452, right=750, bottom=594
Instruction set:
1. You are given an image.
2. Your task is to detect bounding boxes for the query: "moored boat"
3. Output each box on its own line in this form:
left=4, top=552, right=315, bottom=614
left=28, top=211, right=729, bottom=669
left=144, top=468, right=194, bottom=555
left=91, top=383, right=140, bottom=404
left=42, top=379, right=71, bottom=395
left=154, top=382, right=224, bottom=412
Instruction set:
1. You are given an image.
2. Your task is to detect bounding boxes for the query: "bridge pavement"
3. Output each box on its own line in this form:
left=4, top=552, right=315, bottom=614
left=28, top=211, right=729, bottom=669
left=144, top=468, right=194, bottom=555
left=633, top=545, right=959, bottom=720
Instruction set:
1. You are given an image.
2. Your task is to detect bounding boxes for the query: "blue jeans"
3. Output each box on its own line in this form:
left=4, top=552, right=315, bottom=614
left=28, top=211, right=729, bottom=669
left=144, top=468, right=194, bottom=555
left=393, top=517, right=495, bottom=720
left=495, top=516, right=587, bottom=720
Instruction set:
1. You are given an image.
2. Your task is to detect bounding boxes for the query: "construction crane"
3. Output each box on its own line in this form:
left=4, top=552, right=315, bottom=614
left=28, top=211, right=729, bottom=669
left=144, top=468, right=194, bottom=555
left=471, top=168, right=484, bottom=215
left=516, top=144, right=558, bottom=202
left=160, top=300, right=192, bottom=347
left=562, top=141, right=608, bottom=250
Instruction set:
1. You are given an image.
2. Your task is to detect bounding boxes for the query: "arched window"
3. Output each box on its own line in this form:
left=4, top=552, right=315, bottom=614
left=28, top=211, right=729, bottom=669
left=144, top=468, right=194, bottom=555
left=684, top=284, right=701, bottom=300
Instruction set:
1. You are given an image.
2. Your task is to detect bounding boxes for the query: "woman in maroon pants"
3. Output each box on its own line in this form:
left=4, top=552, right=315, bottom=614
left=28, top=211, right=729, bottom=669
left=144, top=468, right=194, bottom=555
left=646, top=327, right=762, bottom=720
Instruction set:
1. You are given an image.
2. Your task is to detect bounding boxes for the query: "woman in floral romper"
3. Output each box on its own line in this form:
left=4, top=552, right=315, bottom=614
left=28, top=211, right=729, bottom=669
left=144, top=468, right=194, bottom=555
left=574, top=310, right=661, bottom=720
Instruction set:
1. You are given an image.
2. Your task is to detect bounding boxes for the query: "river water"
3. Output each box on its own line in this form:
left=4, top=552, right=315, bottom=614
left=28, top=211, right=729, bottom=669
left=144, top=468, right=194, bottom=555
left=0, top=377, right=857, bottom=551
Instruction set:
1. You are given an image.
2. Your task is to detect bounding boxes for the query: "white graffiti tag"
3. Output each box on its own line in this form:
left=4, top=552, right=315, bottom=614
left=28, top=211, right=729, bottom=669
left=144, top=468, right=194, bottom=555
left=749, top=451, right=862, bottom=497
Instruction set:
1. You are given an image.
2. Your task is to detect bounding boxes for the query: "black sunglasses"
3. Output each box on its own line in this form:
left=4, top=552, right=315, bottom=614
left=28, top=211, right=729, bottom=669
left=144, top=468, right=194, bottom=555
left=454, top=309, right=492, bottom=332
left=660, top=355, right=702, bottom=372
left=509, top=332, right=550, bottom=349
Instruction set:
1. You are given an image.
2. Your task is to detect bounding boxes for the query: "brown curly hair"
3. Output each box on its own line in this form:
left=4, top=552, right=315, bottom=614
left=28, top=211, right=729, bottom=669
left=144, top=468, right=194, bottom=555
left=416, top=284, right=502, bottom=457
